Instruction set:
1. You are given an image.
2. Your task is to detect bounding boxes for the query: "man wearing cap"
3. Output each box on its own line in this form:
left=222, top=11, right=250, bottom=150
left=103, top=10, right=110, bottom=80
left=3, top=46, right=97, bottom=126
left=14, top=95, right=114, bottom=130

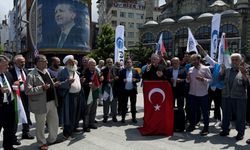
left=57, top=55, right=84, bottom=138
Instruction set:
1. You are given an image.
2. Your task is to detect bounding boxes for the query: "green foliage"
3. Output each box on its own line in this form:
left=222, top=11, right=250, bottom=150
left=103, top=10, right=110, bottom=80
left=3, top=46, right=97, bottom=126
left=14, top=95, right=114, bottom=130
left=127, top=42, right=153, bottom=65
left=88, top=24, right=115, bottom=60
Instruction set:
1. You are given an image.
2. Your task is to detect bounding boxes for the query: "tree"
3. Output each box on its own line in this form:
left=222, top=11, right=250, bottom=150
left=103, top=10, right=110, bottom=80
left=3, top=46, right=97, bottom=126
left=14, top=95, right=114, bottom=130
left=88, top=24, right=115, bottom=60
left=128, top=42, right=153, bottom=65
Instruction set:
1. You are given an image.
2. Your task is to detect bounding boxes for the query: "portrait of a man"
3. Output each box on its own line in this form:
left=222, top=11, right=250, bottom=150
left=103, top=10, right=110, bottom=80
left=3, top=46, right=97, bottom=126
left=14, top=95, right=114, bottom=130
left=38, top=0, right=90, bottom=51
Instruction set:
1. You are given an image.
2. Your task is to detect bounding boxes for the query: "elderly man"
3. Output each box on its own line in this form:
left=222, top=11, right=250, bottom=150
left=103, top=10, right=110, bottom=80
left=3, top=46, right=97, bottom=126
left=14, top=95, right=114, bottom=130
left=57, top=55, right=84, bottom=138
left=219, top=53, right=249, bottom=141
left=166, top=57, right=187, bottom=110
left=82, top=58, right=100, bottom=131
left=0, top=55, right=18, bottom=150
left=142, top=54, right=167, bottom=80
left=26, top=55, right=59, bottom=150
left=186, top=54, right=212, bottom=136
left=9, top=55, right=34, bottom=146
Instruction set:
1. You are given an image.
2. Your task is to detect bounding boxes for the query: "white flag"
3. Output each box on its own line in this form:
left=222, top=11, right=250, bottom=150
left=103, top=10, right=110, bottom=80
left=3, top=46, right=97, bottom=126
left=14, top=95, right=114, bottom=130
left=87, top=88, right=93, bottom=105
left=218, top=33, right=231, bottom=68
left=210, top=13, right=221, bottom=59
left=186, top=28, right=198, bottom=53
left=218, top=33, right=225, bottom=65
left=114, top=25, right=125, bottom=66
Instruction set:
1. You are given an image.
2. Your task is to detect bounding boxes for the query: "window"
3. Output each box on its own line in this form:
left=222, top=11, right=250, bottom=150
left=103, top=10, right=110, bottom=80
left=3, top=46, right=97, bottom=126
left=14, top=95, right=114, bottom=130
left=111, top=20, right=117, bottom=27
left=175, top=28, right=188, bottom=57
left=136, top=13, right=144, bottom=19
left=220, top=24, right=239, bottom=37
left=128, top=22, right=134, bottom=28
left=195, top=26, right=211, bottom=39
left=142, top=32, right=155, bottom=43
left=120, top=22, right=126, bottom=27
left=120, top=12, right=126, bottom=18
left=128, top=13, right=134, bottom=18
left=136, top=23, right=143, bottom=29
left=111, top=10, right=117, bottom=17
left=128, top=32, right=134, bottom=38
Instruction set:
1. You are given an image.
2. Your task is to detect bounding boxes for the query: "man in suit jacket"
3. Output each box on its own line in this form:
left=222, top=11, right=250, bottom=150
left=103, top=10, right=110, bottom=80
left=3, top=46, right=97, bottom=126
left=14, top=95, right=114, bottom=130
left=9, top=55, right=34, bottom=143
left=25, top=55, right=59, bottom=150
left=119, top=58, right=141, bottom=123
left=53, top=3, right=88, bottom=49
left=166, top=57, right=187, bottom=110
left=0, top=55, right=18, bottom=150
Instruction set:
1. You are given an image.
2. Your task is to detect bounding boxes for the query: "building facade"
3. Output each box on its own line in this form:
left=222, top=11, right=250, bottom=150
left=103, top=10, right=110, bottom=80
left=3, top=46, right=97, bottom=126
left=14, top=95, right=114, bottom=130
left=0, top=20, right=9, bottom=53
left=140, top=0, right=250, bottom=58
left=97, top=0, right=161, bottom=48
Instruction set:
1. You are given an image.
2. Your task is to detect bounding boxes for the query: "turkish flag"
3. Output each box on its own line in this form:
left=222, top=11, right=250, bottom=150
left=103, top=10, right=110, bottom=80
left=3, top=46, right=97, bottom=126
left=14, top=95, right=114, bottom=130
left=138, top=81, right=174, bottom=136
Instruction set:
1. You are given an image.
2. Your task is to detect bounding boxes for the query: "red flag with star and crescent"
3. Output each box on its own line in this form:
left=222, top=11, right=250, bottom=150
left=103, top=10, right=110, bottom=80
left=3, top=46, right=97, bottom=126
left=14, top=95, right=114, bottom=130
left=138, top=81, right=174, bottom=136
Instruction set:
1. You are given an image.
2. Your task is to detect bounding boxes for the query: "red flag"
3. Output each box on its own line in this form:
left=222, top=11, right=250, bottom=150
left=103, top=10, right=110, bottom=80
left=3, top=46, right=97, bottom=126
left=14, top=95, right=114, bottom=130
left=92, top=71, right=100, bottom=88
left=138, top=81, right=174, bottom=136
left=161, top=42, right=166, bottom=56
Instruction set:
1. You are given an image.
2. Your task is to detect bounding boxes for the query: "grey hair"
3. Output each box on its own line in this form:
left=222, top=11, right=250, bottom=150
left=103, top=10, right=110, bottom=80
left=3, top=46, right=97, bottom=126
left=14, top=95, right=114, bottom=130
left=151, top=53, right=160, bottom=59
left=13, top=54, right=24, bottom=62
left=88, top=58, right=96, bottom=65
left=0, top=55, right=10, bottom=63
left=231, top=53, right=242, bottom=60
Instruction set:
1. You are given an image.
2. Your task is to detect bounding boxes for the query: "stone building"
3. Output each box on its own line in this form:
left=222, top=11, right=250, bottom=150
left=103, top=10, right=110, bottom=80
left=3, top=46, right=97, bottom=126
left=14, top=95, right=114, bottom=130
left=140, top=0, right=250, bottom=58
left=97, top=0, right=161, bottom=48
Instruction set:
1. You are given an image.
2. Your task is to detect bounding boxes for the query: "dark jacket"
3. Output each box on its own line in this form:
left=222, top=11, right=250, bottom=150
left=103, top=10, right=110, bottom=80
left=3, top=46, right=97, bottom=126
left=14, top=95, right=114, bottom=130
left=166, top=66, right=187, bottom=96
left=119, top=68, right=141, bottom=94
left=9, top=67, right=28, bottom=82
left=142, top=64, right=167, bottom=80
left=219, top=68, right=250, bottom=99
left=45, top=25, right=89, bottom=50
left=0, top=72, right=14, bottom=105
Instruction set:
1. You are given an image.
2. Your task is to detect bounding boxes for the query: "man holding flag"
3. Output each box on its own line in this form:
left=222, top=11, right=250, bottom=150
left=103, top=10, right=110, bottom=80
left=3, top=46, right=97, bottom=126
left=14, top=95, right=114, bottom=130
left=0, top=55, right=19, bottom=150
left=82, top=58, right=100, bottom=131
left=140, top=54, right=174, bottom=136
left=9, top=55, right=34, bottom=145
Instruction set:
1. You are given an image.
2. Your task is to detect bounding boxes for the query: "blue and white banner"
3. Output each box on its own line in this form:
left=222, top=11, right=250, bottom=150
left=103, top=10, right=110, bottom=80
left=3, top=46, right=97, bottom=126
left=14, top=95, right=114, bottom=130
left=114, top=25, right=125, bottom=65
left=210, top=13, right=221, bottom=59
left=186, top=28, right=198, bottom=53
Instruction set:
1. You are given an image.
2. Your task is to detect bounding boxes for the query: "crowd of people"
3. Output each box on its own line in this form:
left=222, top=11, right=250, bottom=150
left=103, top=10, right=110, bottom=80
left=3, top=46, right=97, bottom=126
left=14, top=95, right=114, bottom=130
left=1, top=44, right=250, bottom=149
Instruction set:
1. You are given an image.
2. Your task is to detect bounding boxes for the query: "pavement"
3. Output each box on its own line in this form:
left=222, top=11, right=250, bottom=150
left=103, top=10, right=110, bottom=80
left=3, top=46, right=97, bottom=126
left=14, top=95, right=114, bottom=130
left=1, top=90, right=250, bottom=150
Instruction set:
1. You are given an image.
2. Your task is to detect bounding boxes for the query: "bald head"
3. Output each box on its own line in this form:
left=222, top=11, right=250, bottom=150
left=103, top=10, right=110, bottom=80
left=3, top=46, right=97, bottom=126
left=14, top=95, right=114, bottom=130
left=13, top=54, right=25, bottom=69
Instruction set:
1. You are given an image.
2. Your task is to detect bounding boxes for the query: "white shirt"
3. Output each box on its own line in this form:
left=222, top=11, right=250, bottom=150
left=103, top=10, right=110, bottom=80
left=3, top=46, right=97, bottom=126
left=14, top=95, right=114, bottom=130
left=15, top=66, right=26, bottom=91
left=0, top=74, right=14, bottom=103
left=69, top=71, right=81, bottom=93
left=125, top=69, right=133, bottom=90
left=172, top=68, right=179, bottom=87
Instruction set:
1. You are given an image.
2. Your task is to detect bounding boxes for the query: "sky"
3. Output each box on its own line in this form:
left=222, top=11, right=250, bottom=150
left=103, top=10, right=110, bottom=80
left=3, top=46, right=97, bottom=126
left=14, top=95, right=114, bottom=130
left=0, top=0, right=237, bottom=22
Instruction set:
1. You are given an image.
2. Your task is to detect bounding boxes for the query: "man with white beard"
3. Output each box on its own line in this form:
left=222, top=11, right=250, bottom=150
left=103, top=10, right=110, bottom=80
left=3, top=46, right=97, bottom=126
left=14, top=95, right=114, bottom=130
left=57, top=55, right=84, bottom=139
